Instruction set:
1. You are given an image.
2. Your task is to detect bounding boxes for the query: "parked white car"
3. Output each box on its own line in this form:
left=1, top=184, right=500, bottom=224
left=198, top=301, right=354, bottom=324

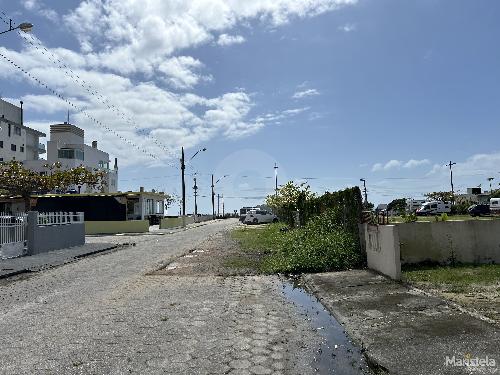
left=416, top=201, right=451, bottom=216
left=244, top=210, right=278, bottom=224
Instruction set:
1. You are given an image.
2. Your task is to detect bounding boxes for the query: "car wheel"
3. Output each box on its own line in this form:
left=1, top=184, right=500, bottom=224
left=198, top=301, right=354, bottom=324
left=253, top=218, right=258, bottom=224
left=272, top=218, right=278, bottom=223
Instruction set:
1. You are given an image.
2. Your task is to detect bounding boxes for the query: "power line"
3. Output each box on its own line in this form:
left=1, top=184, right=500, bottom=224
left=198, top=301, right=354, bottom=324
left=0, top=13, right=181, bottom=165
left=0, top=11, right=179, bottom=161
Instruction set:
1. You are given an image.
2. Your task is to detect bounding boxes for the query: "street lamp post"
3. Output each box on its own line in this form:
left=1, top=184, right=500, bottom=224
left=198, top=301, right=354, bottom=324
left=274, top=163, right=278, bottom=196
left=181, top=147, right=185, bottom=216
left=193, top=177, right=198, bottom=219
left=0, top=19, right=33, bottom=35
left=212, top=174, right=229, bottom=219
left=180, top=147, right=206, bottom=216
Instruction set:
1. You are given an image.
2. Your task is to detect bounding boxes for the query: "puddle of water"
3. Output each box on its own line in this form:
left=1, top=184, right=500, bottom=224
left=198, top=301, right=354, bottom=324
left=281, top=279, right=372, bottom=374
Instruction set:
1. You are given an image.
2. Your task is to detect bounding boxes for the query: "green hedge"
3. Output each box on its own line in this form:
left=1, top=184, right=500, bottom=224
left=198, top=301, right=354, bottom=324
left=263, top=208, right=362, bottom=273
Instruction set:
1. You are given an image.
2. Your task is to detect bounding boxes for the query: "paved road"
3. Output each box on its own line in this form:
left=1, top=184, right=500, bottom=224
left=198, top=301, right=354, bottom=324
left=0, top=219, right=322, bottom=374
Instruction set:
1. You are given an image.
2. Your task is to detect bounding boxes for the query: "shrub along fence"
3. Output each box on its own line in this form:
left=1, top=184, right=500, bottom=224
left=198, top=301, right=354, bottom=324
left=263, top=185, right=365, bottom=273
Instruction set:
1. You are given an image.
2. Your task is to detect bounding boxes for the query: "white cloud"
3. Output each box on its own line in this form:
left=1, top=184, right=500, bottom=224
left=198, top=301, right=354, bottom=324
left=217, top=34, right=246, bottom=46
left=338, top=23, right=356, bottom=32
left=64, top=0, right=356, bottom=73
left=158, top=56, right=212, bottom=89
left=253, top=107, right=309, bottom=125
left=372, top=158, right=431, bottom=172
left=0, top=0, right=357, bottom=167
left=292, top=88, right=320, bottom=99
left=428, top=152, right=500, bottom=178
left=22, top=0, right=59, bottom=22
left=403, top=159, right=430, bottom=168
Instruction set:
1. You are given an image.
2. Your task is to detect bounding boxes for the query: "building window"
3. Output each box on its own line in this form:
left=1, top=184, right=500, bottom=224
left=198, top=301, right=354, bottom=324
left=98, top=160, right=110, bottom=169
left=20, top=146, right=24, bottom=152
left=14, top=126, right=21, bottom=136
left=0, top=158, right=3, bottom=162
left=11, top=144, right=16, bottom=152
left=0, top=141, right=3, bottom=148
left=58, top=148, right=84, bottom=160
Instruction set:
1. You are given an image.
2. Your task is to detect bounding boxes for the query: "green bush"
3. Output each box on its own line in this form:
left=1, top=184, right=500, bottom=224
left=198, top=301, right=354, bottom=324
left=262, top=209, right=362, bottom=273
left=402, top=212, right=418, bottom=223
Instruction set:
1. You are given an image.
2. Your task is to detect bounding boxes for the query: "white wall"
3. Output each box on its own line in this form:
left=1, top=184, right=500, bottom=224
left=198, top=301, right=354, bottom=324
left=361, top=223, right=401, bottom=280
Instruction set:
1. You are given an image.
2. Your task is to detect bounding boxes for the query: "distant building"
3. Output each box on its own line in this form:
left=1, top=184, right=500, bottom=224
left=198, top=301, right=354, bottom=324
left=33, top=190, right=166, bottom=221
left=0, top=99, right=46, bottom=163
left=455, top=188, right=490, bottom=205
left=26, top=123, right=118, bottom=193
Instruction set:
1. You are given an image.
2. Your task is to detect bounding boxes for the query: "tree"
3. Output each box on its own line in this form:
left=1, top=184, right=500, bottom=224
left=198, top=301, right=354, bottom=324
left=266, top=181, right=316, bottom=226
left=0, top=160, right=107, bottom=211
left=491, top=189, right=500, bottom=199
left=424, top=191, right=454, bottom=202
left=387, top=198, right=407, bottom=214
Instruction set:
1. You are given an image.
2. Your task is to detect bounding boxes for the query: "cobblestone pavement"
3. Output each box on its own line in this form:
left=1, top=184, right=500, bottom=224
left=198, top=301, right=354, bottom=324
left=0, top=219, right=322, bottom=374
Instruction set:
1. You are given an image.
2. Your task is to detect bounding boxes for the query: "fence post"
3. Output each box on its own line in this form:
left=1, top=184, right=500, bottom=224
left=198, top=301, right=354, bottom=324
left=26, top=211, right=38, bottom=256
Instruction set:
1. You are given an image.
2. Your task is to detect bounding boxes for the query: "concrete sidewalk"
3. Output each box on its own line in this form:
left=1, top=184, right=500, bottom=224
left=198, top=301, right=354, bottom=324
left=304, top=270, right=499, bottom=375
left=0, top=242, right=128, bottom=279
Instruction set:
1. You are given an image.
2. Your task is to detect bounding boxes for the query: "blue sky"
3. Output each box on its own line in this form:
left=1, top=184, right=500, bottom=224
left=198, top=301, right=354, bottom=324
left=1, top=0, right=500, bottom=213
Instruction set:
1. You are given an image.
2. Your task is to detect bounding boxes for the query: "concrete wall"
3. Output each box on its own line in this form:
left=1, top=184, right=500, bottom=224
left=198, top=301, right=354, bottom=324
left=360, top=223, right=401, bottom=280
left=27, top=212, right=85, bottom=255
left=360, top=220, right=500, bottom=280
left=85, top=220, right=149, bottom=234
left=398, top=221, right=500, bottom=264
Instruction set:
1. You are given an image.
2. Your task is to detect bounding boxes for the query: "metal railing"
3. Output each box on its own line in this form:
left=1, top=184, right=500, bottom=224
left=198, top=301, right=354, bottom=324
left=37, top=212, right=84, bottom=226
left=0, top=212, right=27, bottom=245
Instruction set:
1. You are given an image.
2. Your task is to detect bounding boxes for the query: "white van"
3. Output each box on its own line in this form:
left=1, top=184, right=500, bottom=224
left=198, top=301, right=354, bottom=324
left=490, top=198, right=500, bottom=214
left=416, top=201, right=451, bottom=216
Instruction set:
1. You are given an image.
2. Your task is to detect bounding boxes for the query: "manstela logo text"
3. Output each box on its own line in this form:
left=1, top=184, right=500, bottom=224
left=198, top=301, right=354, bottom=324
left=445, top=354, right=497, bottom=369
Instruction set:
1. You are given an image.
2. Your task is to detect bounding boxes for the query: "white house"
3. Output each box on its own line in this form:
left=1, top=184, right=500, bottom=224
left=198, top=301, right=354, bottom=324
left=0, top=99, right=46, bottom=163
left=26, top=123, right=118, bottom=193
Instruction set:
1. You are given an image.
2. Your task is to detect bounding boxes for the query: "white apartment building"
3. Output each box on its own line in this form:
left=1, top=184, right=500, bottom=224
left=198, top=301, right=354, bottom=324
left=26, top=123, right=118, bottom=193
left=49, top=123, right=118, bottom=193
left=0, top=99, right=46, bottom=163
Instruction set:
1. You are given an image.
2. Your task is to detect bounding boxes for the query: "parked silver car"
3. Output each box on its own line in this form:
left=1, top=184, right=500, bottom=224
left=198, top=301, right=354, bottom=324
left=244, top=210, right=278, bottom=224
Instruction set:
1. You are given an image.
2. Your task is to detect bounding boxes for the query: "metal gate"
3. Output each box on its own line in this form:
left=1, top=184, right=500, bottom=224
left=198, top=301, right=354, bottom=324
left=0, top=212, right=27, bottom=259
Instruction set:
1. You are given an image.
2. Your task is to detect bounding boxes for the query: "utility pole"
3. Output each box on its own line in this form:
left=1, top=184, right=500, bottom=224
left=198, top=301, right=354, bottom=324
left=180, top=147, right=186, bottom=216
left=274, top=163, right=278, bottom=196
left=360, top=178, right=368, bottom=204
left=193, top=177, right=198, bottom=219
left=211, top=174, right=215, bottom=219
left=222, top=194, right=225, bottom=217
left=446, top=161, right=457, bottom=197
left=217, top=194, right=220, bottom=217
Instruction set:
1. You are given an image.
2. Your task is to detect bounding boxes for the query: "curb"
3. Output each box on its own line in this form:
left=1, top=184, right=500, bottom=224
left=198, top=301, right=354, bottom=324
left=0, top=242, right=134, bottom=280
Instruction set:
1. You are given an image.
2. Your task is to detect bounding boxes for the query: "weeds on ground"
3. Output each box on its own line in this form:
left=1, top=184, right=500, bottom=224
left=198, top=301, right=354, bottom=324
left=403, top=263, right=500, bottom=288
left=232, top=210, right=363, bottom=274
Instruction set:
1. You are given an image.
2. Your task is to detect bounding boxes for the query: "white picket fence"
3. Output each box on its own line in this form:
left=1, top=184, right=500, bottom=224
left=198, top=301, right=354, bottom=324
left=37, top=212, right=84, bottom=226
left=0, top=212, right=28, bottom=246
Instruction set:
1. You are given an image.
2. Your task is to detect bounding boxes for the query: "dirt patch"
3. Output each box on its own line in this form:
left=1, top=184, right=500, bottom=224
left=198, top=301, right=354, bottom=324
left=151, top=229, right=266, bottom=276
left=412, top=282, right=500, bottom=325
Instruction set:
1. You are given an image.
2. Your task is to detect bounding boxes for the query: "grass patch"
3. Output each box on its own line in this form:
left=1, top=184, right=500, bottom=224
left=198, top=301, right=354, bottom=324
left=403, top=263, right=500, bottom=287
left=232, top=210, right=363, bottom=274
left=231, top=223, right=285, bottom=254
